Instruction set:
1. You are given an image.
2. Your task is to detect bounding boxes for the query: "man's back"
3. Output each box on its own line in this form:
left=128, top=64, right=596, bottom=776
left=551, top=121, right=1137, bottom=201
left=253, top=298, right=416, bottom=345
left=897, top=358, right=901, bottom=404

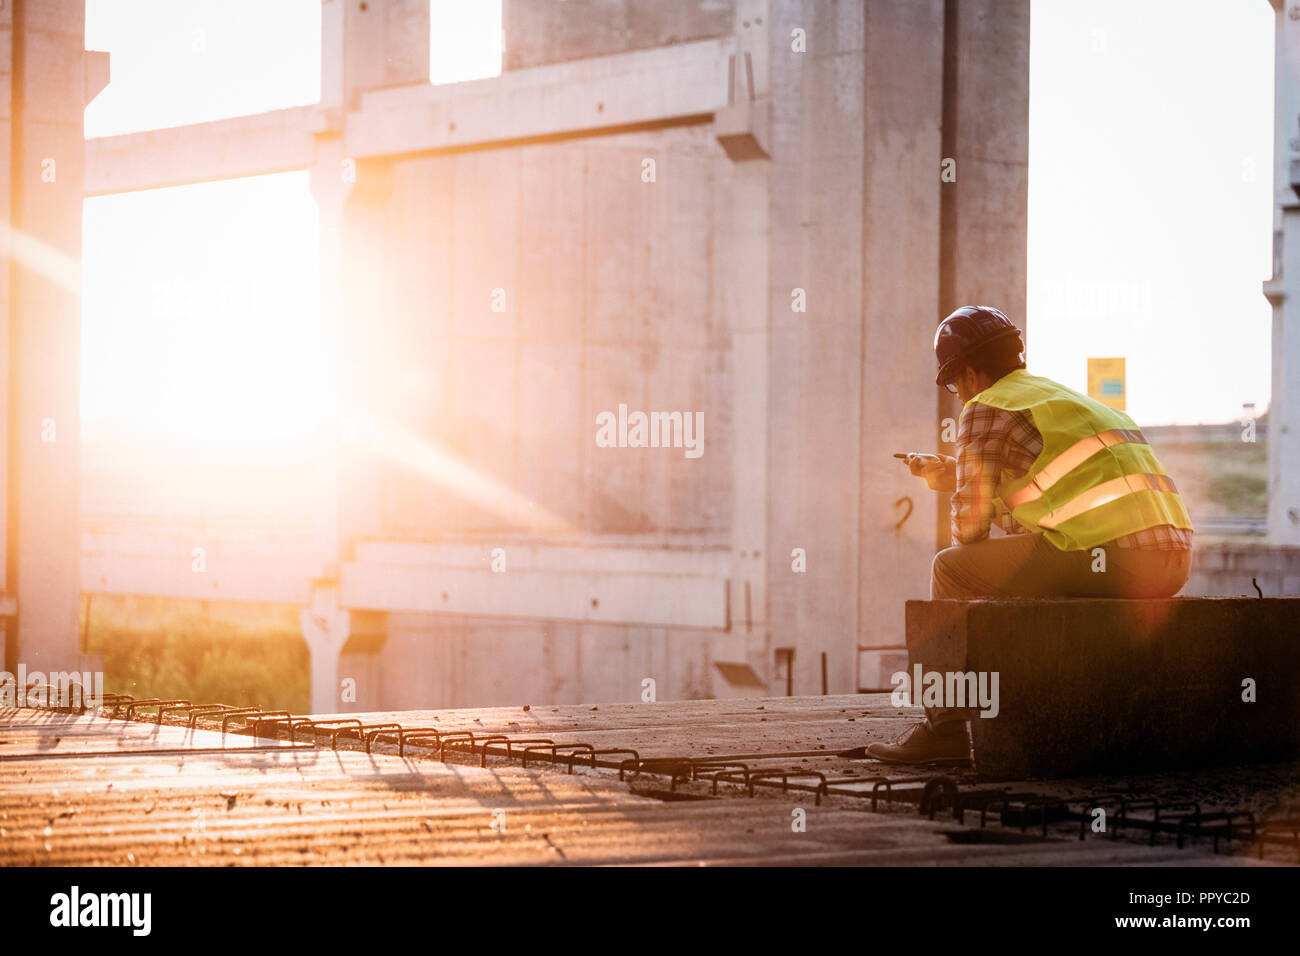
left=955, top=369, right=1193, bottom=552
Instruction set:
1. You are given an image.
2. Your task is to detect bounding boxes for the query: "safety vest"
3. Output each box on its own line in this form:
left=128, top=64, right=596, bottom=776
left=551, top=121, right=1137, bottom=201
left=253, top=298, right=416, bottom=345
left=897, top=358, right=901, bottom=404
left=969, top=370, right=1193, bottom=552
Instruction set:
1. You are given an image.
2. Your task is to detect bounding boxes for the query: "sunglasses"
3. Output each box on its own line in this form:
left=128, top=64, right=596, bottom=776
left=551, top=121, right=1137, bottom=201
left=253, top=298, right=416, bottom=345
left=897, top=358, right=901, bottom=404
left=942, top=381, right=959, bottom=394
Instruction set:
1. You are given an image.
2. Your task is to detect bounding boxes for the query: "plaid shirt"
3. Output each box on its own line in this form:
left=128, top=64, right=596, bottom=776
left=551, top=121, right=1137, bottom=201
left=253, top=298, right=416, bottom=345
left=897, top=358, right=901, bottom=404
left=951, top=402, right=1193, bottom=550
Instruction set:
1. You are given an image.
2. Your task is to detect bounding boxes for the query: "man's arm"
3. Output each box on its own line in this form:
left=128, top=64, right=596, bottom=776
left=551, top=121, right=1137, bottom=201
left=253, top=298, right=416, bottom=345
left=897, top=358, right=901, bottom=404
left=950, top=403, right=1009, bottom=546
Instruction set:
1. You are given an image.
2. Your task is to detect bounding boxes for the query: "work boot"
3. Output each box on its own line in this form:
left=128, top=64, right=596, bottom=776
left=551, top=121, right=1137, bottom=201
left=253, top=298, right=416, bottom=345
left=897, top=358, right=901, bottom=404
left=865, top=718, right=971, bottom=766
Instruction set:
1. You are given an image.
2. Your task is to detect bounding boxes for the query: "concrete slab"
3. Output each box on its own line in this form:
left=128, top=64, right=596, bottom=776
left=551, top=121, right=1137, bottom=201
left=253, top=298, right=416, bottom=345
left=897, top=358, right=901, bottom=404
left=5, top=700, right=1289, bottom=865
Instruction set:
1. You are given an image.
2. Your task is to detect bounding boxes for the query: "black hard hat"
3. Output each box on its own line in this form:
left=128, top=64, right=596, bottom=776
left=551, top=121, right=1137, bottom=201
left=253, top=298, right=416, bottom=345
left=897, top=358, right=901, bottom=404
left=934, top=306, right=1023, bottom=385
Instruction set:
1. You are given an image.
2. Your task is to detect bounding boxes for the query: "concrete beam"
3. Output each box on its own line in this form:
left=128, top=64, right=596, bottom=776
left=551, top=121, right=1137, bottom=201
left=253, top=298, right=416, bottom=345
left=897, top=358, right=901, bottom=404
left=346, top=38, right=734, bottom=159
left=80, top=531, right=318, bottom=605
left=78, top=532, right=732, bottom=629
left=340, top=543, right=729, bottom=629
left=83, top=39, right=733, bottom=194
left=84, top=107, right=316, bottom=196
left=352, top=540, right=732, bottom=577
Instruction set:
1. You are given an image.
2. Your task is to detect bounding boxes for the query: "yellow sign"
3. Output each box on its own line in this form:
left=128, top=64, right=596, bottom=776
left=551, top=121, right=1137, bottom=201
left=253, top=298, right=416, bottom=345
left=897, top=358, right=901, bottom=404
left=1087, top=357, right=1126, bottom=410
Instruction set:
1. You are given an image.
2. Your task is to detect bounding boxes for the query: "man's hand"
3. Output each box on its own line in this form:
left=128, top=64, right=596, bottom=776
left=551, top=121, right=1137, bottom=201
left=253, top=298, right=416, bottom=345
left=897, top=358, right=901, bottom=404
left=904, top=453, right=957, bottom=493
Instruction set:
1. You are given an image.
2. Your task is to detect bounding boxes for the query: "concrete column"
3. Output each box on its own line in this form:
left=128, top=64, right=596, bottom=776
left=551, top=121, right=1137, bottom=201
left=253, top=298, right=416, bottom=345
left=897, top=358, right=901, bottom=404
left=308, top=135, right=346, bottom=576
left=938, top=0, right=1030, bottom=314
left=766, top=0, right=868, bottom=696
left=301, top=0, right=424, bottom=701
left=1267, top=0, right=1300, bottom=544
left=936, top=0, right=1031, bottom=543
left=3, top=1, right=90, bottom=674
left=313, top=0, right=427, bottom=565
left=856, top=0, right=946, bottom=690
left=308, top=142, right=394, bottom=568
left=0, top=2, right=13, bottom=668
left=711, top=0, right=770, bottom=693
left=765, top=0, right=1028, bottom=694
left=322, top=0, right=430, bottom=109
left=301, top=581, right=350, bottom=714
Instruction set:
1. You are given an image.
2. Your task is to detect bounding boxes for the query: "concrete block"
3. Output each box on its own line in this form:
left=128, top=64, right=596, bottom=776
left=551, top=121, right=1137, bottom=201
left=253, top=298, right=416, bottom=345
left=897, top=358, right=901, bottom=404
left=907, top=598, right=1300, bottom=778
left=84, top=50, right=109, bottom=106
left=714, top=98, right=771, bottom=160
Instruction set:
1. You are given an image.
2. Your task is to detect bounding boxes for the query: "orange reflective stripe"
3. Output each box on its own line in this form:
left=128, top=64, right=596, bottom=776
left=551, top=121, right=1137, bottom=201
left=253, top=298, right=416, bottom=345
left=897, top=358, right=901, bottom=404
left=1003, top=428, right=1148, bottom=509
left=1037, top=473, right=1178, bottom=529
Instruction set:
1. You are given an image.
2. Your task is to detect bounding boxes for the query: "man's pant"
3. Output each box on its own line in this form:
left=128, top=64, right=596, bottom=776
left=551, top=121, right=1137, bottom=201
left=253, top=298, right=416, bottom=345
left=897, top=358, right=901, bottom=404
left=924, top=533, right=1191, bottom=727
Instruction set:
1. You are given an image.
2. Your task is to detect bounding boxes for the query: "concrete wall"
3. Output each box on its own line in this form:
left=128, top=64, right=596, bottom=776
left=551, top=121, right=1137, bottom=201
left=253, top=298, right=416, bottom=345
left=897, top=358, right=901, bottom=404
left=345, top=123, right=736, bottom=709
left=1183, top=544, right=1300, bottom=598
left=503, top=0, right=736, bottom=71
left=54, top=0, right=1030, bottom=711
left=329, top=7, right=746, bottom=708
left=374, top=125, right=733, bottom=542
left=345, top=0, right=1031, bottom=706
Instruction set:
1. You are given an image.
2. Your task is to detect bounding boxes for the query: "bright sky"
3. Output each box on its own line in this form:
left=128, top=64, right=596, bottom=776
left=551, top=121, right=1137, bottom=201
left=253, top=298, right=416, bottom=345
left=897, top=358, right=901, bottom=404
left=81, top=0, right=503, bottom=442
left=1027, top=0, right=1274, bottom=425
left=81, top=0, right=1274, bottom=438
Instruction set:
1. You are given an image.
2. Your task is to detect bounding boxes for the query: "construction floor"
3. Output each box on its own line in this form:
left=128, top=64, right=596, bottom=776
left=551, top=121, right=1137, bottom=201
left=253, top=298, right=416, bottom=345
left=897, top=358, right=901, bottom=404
left=1, top=695, right=1297, bottom=865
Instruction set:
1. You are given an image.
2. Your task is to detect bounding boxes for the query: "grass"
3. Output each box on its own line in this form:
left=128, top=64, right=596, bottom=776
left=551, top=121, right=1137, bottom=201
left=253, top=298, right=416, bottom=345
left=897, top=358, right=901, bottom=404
left=1146, top=439, right=1268, bottom=517
left=82, top=594, right=309, bottom=713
